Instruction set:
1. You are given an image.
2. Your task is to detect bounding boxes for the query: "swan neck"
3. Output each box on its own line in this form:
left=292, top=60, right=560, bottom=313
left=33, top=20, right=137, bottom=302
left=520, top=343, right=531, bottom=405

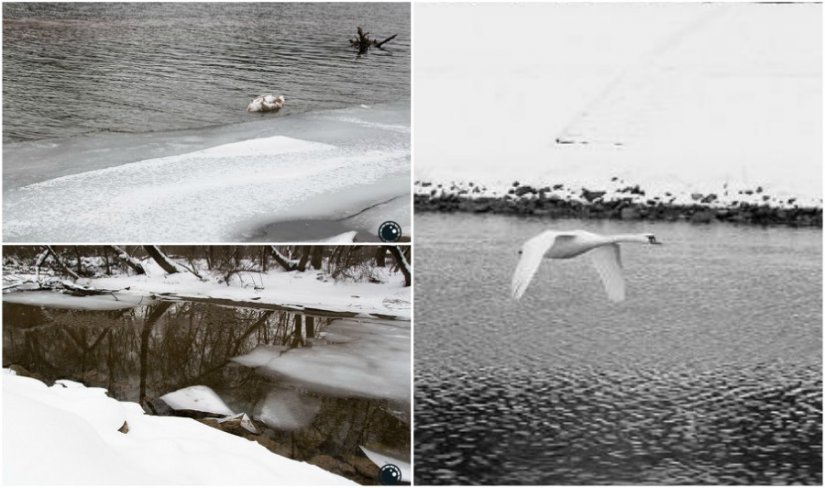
left=610, top=234, right=650, bottom=244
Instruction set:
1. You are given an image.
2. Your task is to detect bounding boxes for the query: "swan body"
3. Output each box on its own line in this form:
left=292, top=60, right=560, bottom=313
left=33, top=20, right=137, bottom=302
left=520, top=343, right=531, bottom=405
left=511, top=230, right=661, bottom=302
left=246, top=94, right=285, bottom=113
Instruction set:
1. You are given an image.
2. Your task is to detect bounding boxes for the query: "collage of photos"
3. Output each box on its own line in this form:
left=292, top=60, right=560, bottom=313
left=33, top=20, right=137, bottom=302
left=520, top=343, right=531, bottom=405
left=1, top=1, right=822, bottom=487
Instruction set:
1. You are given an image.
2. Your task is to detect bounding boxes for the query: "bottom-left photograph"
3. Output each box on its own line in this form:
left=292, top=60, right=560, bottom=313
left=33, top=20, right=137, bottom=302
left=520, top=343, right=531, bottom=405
left=2, top=245, right=411, bottom=485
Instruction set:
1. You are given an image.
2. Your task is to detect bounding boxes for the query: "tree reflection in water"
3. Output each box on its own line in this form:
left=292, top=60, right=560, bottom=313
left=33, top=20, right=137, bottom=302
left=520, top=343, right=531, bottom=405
left=3, top=300, right=409, bottom=484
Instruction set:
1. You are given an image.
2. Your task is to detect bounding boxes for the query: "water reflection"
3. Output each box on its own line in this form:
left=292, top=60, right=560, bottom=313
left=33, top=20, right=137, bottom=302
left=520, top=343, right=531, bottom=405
left=3, top=300, right=409, bottom=484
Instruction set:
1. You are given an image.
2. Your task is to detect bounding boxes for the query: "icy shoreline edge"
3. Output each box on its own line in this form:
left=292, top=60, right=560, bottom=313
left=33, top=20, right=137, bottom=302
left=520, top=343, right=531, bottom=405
left=415, top=181, right=822, bottom=227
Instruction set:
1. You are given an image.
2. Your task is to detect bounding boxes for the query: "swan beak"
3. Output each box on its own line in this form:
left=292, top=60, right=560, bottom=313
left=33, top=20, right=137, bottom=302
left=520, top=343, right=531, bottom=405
left=649, top=236, right=663, bottom=245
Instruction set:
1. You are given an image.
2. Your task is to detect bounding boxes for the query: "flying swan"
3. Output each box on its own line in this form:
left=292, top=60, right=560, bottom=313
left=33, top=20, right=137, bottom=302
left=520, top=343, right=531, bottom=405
left=247, top=94, right=285, bottom=113
left=511, top=230, right=661, bottom=302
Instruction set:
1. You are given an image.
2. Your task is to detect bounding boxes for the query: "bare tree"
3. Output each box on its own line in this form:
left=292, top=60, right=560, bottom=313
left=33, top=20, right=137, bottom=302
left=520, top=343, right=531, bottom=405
left=388, top=246, right=411, bottom=287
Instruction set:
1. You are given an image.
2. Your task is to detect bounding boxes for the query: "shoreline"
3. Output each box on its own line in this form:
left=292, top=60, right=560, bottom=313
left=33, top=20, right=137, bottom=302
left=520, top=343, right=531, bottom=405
left=415, top=180, right=822, bottom=228
left=3, top=101, right=410, bottom=191
left=3, top=104, right=411, bottom=242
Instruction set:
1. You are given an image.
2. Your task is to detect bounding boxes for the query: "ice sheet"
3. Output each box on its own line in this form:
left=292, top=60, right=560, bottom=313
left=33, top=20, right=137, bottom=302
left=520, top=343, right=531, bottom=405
left=258, top=389, right=321, bottom=431
left=232, top=319, right=410, bottom=404
left=4, top=104, right=410, bottom=242
left=2, top=290, right=147, bottom=310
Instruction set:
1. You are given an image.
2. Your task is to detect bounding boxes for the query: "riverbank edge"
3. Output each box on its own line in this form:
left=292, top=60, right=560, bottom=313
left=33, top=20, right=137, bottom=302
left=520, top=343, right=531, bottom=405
left=414, top=184, right=822, bottom=227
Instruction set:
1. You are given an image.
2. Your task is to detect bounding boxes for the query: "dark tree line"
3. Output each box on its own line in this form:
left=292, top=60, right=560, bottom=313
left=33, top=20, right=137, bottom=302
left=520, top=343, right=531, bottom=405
left=4, top=245, right=412, bottom=287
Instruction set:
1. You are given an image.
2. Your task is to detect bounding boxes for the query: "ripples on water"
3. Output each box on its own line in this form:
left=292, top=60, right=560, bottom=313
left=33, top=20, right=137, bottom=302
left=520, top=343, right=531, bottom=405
left=3, top=3, right=410, bottom=142
left=414, top=214, right=822, bottom=484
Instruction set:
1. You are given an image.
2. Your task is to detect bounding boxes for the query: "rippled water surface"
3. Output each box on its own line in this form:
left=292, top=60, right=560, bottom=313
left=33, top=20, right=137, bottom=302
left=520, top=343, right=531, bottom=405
left=414, top=213, right=822, bottom=484
left=3, top=3, right=409, bottom=142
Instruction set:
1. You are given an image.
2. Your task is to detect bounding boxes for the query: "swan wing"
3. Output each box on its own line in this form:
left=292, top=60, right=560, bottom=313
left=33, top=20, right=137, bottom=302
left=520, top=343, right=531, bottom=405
left=589, top=243, right=625, bottom=302
left=511, top=231, right=564, bottom=300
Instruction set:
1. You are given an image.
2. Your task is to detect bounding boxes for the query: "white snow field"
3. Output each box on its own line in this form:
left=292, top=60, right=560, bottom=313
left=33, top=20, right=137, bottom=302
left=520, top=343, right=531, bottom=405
left=233, top=318, right=411, bottom=406
left=414, top=3, right=821, bottom=204
left=3, top=103, right=410, bottom=242
left=2, top=370, right=353, bottom=485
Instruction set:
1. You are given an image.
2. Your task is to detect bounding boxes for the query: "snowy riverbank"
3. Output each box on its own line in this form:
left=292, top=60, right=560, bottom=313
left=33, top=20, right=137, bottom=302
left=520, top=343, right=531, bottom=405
left=3, top=103, right=410, bottom=242
left=3, top=257, right=411, bottom=320
left=414, top=3, right=821, bottom=226
left=2, top=369, right=353, bottom=485
left=414, top=178, right=822, bottom=227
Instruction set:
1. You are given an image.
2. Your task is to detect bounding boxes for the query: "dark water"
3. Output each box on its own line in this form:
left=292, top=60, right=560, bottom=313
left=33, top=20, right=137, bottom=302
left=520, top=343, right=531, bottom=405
left=3, top=2, right=410, bottom=143
left=414, top=213, right=822, bottom=484
left=3, top=299, right=410, bottom=485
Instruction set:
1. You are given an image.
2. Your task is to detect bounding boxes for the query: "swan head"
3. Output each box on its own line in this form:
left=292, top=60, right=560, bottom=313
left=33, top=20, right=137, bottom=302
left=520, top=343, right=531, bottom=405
left=646, top=234, right=662, bottom=245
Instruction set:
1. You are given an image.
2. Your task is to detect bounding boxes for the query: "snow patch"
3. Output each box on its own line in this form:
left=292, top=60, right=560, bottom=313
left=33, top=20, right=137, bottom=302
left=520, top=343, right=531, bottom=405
left=160, top=385, right=235, bottom=416
left=3, top=373, right=353, bottom=484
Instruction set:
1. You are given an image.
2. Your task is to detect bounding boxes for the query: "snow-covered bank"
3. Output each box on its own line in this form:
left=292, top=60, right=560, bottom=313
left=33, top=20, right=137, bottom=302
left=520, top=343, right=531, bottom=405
left=415, top=4, right=821, bottom=207
left=4, top=258, right=411, bottom=320
left=2, top=370, right=354, bottom=485
left=3, top=103, right=410, bottom=242
left=415, top=178, right=822, bottom=227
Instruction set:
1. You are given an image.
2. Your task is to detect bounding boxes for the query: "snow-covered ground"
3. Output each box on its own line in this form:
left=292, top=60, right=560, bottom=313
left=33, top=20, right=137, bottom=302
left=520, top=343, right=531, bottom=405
left=4, top=257, right=411, bottom=319
left=414, top=3, right=821, bottom=205
left=3, top=103, right=410, bottom=242
left=2, top=369, right=353, bottom=485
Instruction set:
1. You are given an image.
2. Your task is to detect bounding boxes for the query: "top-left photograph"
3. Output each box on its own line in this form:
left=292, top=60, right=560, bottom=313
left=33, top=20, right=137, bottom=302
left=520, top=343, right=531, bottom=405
left=3, top=2, right=410, bottom=243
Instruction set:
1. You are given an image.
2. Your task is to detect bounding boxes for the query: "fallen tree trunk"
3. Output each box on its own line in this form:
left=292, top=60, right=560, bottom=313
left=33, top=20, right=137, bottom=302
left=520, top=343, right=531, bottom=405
left=270, top=245, right=298, bottom=271
left=143, top=245, right=182, bottom=274
left=45, top=246, right=81, bottom=280
left=108, top=245, right=146, bottom=275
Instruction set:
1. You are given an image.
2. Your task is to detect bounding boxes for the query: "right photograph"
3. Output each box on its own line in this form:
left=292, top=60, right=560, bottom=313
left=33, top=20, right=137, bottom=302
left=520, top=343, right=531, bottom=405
left=413, top=2, right=821, bottom=486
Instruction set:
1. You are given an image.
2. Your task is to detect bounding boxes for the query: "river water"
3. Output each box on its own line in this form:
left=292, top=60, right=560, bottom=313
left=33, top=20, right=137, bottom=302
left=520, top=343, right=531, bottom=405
left=414, top=213, right=821, bottom=484
left=3, top=298, right=411, bottom=485
left=3, top=3, right=410, bottom=242
left=3, top=2, right=410, bottom=143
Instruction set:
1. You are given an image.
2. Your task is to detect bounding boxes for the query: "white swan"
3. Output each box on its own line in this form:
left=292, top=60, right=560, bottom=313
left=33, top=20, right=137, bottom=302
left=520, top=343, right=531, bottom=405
left=246, top=94, right=285, bottom=113
left=511, top=230, right=661, bottom=302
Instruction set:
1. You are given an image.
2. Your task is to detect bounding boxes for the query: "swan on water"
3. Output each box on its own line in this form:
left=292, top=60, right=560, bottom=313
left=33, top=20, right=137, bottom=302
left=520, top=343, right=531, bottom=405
left=246, top=94, right=285, bottom=113
left=511, top=230, right=661, bottom=302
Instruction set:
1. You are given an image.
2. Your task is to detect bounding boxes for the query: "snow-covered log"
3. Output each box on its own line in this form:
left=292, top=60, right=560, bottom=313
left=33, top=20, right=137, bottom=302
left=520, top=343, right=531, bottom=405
left=143, top=245, right=183, bottom=275
left=108, top=245, right=146, bottom=275
left=269, top=246, right=299, bottom=271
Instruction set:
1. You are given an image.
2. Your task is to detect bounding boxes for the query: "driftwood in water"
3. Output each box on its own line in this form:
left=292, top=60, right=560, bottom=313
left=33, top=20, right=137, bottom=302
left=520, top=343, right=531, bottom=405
left=60, top=281, right=130, bottom=299
left=350, top=26, right=398, bottom=55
